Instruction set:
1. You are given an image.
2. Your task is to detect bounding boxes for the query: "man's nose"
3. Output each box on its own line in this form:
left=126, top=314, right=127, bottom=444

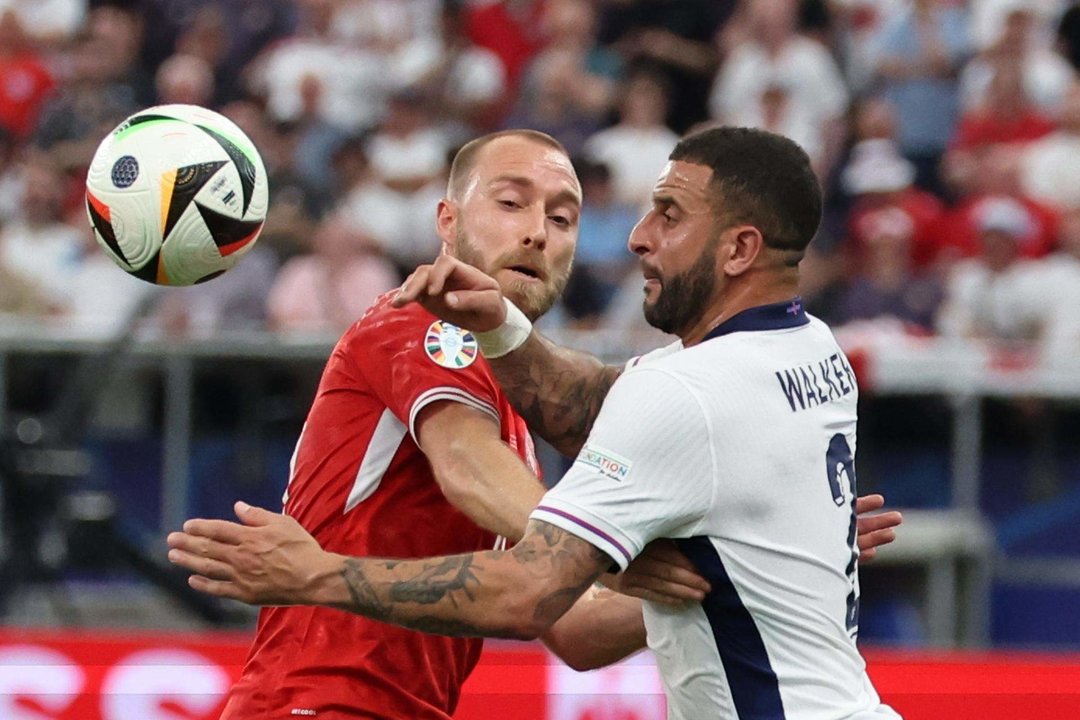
left=628, top=218, right=651, bottom=257
left=522, top=207, right=547, bottom=251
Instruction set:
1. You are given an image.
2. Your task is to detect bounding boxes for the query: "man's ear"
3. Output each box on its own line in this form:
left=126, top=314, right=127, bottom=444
left=436, top=199, right=457, bottom=250
left=723, top=226, right=764, bottom=277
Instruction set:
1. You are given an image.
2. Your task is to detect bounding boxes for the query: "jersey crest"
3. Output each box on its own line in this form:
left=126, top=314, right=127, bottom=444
left=424, top=320, right=479, bottom=369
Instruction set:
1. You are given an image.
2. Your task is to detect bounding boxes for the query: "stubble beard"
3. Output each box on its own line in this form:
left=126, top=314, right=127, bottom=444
left=643, top=236, right=719, bottom=337
left=453, top=228, right=571, bottom=322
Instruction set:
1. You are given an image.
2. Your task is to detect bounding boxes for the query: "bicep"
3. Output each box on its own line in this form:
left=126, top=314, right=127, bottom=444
left=415, top=399, right=501, bottom=460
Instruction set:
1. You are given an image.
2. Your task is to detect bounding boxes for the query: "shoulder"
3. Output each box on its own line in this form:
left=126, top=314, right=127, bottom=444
left=341, top=294, right=438, bottom=350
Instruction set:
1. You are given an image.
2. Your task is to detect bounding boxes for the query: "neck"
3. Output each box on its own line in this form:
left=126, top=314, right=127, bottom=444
left=679, top=269, right=800, bottom=347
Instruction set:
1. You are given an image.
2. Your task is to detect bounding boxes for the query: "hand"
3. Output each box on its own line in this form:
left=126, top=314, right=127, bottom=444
left=167, top=501, right=335, bottom=605
left=603, top=539, right=711, bottom=606
left=392, top=255, right=507, bottom=332
left=855, top=494, right=903, bottom=562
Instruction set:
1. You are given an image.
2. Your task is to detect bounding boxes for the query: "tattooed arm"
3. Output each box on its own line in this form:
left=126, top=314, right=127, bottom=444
left=168, top=503, right=613, bottom=641
left=489, top=332, right=623, bottom=457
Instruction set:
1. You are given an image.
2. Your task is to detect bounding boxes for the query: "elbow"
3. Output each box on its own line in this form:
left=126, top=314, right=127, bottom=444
left=499, top=588, right=557, bottom=641
left=556, top=647, right=604, bottom=673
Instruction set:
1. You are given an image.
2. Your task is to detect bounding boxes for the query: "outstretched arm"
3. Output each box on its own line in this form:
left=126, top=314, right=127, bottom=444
left=393, top=255, right=622, bottom=456
left=168, top=503, right=610, bottom=640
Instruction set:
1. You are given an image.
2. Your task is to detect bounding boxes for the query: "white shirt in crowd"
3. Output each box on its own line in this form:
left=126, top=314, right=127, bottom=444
left=584, top=126, right=679, bottom=210
left=938, top=258, right=1048, bottom=341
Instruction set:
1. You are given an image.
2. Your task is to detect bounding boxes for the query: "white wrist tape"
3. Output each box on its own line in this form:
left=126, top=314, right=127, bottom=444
left=474, top=298, right=533, bottom=358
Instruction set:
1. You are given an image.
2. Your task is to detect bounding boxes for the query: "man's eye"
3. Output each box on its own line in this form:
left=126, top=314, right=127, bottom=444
left=550, top=215, right=570, bottom=227
left=662, top=211, right=676, bottom=224
left=499, top=200, right=521, bottom=209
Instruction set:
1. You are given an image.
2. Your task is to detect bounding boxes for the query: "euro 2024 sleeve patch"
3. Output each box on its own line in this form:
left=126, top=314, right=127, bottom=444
left=424, top=320, right=479, bottom=369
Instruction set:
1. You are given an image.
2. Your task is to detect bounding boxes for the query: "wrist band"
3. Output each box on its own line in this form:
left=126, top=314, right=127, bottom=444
left=474, top=298, right=533, bottom=358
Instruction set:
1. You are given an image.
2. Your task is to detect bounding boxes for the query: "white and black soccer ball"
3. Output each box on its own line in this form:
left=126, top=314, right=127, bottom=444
left=85, top=104, right=269, bottom=286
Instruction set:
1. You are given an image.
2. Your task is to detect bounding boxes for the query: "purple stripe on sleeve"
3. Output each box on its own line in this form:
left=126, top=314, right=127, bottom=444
left=534, top=505, right=632, bottom=565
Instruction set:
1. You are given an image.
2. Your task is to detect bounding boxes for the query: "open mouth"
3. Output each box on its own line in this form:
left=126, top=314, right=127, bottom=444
left=507, top=265, right=542, bottom=281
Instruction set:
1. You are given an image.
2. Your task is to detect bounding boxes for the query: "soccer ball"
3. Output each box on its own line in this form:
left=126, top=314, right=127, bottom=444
left=85, top=104, right=269, bottom=286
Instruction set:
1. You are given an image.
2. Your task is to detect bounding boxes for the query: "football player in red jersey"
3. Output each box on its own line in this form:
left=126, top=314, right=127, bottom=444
left=173, top=129, right=901, bottom=719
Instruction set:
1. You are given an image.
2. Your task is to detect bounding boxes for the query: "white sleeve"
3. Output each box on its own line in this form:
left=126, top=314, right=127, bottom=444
left=530, top=368, right=714, bottom=570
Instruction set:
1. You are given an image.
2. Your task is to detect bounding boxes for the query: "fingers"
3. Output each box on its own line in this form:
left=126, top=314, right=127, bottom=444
left=167, top=530, right=235, bottom=561
left=855, top=494, right=885, bottom=515
left=188, top=575, right=247, bottom=602
left=234, top=500, right=279, bottom=527
left=857, top=510, right=904, bottom=535
left=167, top=547, right=236, bottom=581
left=621, top=541, right=712, bottom=603
left=857, top=527, right=897, bottom=554
left=392, top=266, right=432, bottom=307
left=638, top=541, right=699, bottom=572
left=181, top=518, right=247, bottom=544
left=621, top=576, right=707, bottom=604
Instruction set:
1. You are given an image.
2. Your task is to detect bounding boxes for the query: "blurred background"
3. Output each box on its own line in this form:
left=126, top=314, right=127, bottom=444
left=1, top=0, right=1080, bottom=717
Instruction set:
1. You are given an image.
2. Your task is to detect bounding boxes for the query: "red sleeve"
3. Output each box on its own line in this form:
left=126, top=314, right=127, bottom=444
left=348, top=296, right=502, bottom=442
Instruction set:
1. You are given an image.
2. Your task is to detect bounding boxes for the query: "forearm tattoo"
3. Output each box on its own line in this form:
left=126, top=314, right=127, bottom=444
left=492, top=334, right=622, bottom=456
left=336, top=522, right=608, bottom=638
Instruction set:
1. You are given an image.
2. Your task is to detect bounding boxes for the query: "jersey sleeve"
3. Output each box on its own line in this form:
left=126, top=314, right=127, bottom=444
left=530, top=367, right=714, bottom=570
left=353, top=302, right=502, bottom=443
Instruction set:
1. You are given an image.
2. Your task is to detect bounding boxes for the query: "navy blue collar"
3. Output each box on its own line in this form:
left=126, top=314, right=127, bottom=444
left=701, top=297, right=808, bottom=342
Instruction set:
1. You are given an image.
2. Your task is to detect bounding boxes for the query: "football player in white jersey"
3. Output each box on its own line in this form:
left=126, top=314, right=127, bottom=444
left=170, top=126, right=902, bottom=719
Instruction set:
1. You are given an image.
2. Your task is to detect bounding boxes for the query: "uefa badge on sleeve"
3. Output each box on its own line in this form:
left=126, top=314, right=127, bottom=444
left=424, top=321, right=479, bottom=369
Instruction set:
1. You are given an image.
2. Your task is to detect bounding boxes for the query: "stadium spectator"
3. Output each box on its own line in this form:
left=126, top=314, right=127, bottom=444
left=465, top=0, right=547, bottom=97
left=33, top=17, right=139, bottom=173
left=1039, top=205, right=1080, bottom=363
left=835, top=205, right=944, bottom=332
left=841, top=139, right=946, bottom=269
left=144, top=0, right=297, bottom=103
left=1020, top=79, right=1080, bottom=209
left=266, top=216, right=398, bottom=335
left=154, top=53, right=215, bottom=107
left=830, top=0, right=908, bottom=91
left=710, top=0, right=849, bottom=176
left=0, top=156, right=81, bottom=310
left=246, top=0, right=386, bottom=133
left=600, top=0, right=728, bottom=132
left=583, top=70, right=678, bottom=209
left=951, top=61, right=1056, bottom=152
left=959, top=1, right=1074, bottom=116
left=560, top=159, right=639, bottom=325
left=937, top=196, right=1048, bottom=341
left=0, top=0, right=85, bottom=45
left=504, top=0, right=620, bottom=155
left=388, top=0, right=507, bottom=139
left=338, top=89, right=448, bottom=273
left=331, top=0, right=441, bottom=52
left=869, top=0, right=971, bottom=194
left=940, top=144, right=1059, bottom=262
left=218, top=99, right=325, bottom=259
left=60, top=226, right=154, bottom=336
left=0, top=10, right=54, bottom=141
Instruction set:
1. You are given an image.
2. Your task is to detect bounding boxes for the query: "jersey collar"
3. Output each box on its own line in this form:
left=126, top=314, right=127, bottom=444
left=702, top=297, right=808, bottom=342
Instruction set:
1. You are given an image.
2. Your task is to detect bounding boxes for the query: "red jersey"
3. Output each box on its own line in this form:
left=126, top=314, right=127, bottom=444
left=222, top=294, right=540, bottom=719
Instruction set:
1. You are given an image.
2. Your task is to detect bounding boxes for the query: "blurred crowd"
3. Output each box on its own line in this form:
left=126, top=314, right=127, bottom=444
left=1, top=0, right=1080, bottom=360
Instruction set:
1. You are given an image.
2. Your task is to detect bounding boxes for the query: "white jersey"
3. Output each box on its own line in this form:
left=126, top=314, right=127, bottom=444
left=531, top=299, right=900, bottom=720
